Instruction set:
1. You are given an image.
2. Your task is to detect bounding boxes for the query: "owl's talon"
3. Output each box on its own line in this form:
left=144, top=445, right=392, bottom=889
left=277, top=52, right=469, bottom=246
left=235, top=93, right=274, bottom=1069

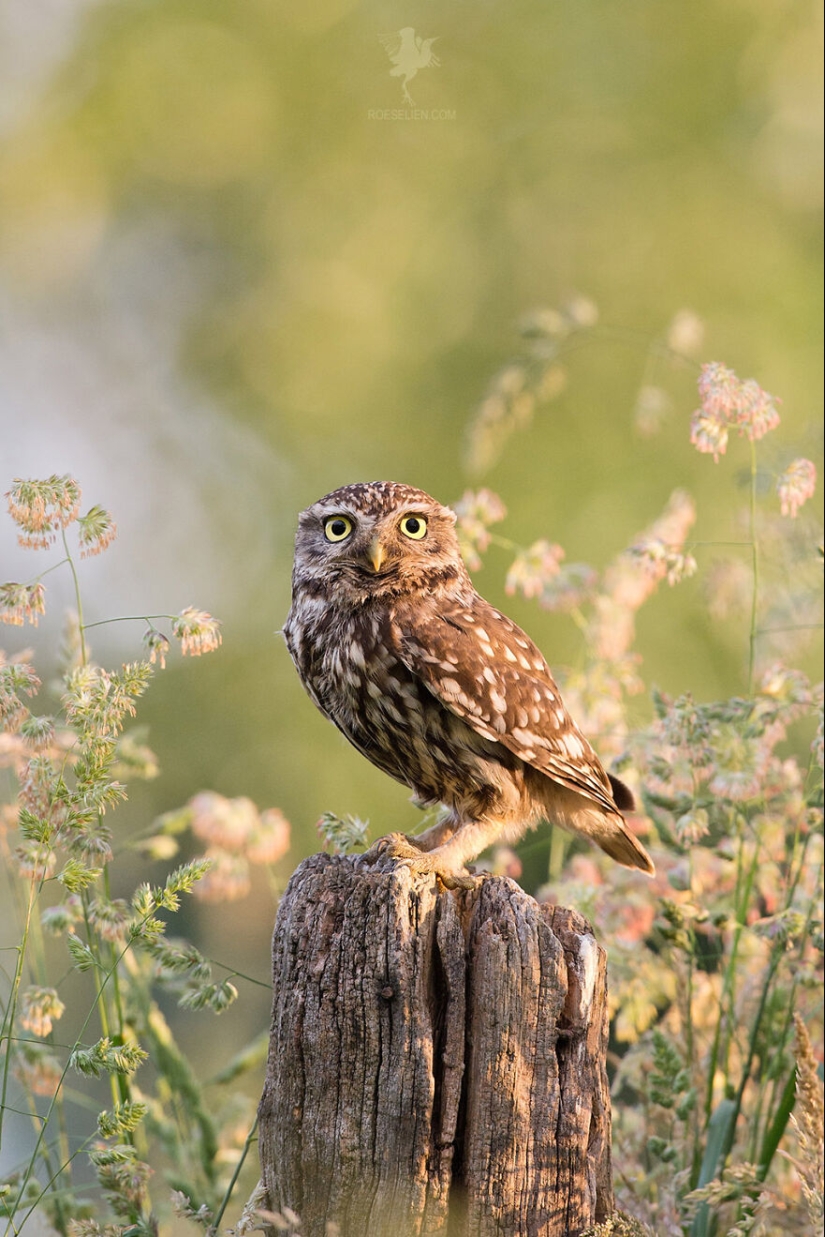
left=362, top=833, right=473, bottom=889
left=434, top=870, right=477, bottom=891
left=362, top=832, right=416, bottom=866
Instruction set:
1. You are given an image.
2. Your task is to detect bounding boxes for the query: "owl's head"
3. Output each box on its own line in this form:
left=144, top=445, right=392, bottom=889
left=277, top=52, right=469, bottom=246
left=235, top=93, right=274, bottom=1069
left=292, top=481, right=469, bottom=598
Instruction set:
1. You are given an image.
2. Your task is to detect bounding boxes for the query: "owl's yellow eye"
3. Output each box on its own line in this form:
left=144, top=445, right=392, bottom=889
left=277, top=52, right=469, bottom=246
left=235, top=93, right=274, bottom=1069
left=400, top=514, right=427, bottom=540
left=324, top=515, right=354, bottom=542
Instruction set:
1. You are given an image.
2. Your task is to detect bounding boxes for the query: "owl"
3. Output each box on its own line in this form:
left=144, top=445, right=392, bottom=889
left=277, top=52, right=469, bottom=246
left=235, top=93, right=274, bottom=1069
left=284, top=482, right=654, bottom=887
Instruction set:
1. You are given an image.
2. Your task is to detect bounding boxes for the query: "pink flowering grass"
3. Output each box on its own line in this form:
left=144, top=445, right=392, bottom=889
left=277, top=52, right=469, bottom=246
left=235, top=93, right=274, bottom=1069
left=459, top=348, right=822, bottom=1237
left=0, top=479, right=290, bottom=1233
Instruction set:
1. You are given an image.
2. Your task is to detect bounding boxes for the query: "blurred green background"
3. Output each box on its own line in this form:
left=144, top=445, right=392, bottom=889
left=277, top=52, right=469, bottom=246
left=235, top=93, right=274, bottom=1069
left=0, top=0, right=822, bottom=1147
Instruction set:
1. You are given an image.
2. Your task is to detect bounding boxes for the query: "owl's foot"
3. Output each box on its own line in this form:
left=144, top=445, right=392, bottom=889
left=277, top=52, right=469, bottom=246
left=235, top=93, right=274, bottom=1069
left=362, top=832, right=476, bottom=890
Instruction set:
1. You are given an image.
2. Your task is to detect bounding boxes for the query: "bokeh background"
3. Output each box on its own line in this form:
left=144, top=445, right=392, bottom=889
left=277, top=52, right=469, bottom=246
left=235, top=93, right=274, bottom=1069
left=1, top=0, right=822, bottom=1213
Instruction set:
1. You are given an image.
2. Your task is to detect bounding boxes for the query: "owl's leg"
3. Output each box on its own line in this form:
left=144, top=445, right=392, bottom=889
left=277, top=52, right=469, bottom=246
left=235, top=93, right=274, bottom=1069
left=363, top=818, right=505, bottom=889
left=411, top=813, right=460, bottom=851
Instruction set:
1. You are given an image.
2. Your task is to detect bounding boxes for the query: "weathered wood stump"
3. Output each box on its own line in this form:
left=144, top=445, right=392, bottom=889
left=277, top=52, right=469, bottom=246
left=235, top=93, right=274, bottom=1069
left=258, top=853, right=612, bottom=1237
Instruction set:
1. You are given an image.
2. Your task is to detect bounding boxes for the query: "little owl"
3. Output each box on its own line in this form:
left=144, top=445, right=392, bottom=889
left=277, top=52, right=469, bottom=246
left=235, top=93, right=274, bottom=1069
left=284, top=481, right=654, bottom=887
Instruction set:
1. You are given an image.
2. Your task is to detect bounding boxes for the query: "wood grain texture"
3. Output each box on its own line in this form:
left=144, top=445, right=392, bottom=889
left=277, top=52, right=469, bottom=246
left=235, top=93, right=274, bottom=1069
left=258, top=853, right=612, bottom=1237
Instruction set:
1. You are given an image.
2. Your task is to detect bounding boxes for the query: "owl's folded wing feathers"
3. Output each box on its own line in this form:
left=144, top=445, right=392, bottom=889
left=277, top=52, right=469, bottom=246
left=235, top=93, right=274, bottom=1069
left=392, top=599, right=623, bottom=817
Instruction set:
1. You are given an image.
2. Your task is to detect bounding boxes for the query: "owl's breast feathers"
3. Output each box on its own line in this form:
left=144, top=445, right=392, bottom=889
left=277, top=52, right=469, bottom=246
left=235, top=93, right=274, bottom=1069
left=284, top=589, right=501, bottom=802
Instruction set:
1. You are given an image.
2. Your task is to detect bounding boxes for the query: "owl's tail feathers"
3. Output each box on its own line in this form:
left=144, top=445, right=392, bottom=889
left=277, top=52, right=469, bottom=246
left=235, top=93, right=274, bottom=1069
left=595, top=816, right=655, bottom=875
left=607, top=773, right=635, bottom=812
left=543, top=779, right=655, bottom=874
left=603, top=775, right=655, bottom=873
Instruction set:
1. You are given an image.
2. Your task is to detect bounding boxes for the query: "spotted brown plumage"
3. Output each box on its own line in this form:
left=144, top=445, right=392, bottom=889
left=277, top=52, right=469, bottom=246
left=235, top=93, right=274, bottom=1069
left=284, top=481, right=654, bottom=886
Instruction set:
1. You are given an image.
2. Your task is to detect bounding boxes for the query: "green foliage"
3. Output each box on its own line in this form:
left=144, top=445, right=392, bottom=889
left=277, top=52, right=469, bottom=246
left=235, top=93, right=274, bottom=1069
left=465, top=350, right=823, bottom=1234
left=0, top=479, right=270, bottom=1232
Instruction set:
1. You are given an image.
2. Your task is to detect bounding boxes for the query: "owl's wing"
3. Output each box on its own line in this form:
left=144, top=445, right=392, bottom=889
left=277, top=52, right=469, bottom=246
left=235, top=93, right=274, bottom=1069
left=392, top=597, right=620, bottom=815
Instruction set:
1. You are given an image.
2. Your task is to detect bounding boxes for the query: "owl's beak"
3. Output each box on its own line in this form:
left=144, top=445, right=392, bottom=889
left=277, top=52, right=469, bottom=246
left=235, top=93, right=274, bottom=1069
left=366, top=537, right=387, bottom=573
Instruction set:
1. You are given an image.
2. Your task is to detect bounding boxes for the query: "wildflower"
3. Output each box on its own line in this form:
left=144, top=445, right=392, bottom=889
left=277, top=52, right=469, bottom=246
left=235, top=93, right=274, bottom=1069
left=452, top=489, right=507, bottom=570
left=143, top=627, right=170, bottom=669
left=674, top=808, right=710, bottom=846
left=77, top=505, right=117, bottom=558
left=697, top=362, right=741, bottom=419
left=0, top=656, right=41, bottom=729
left=690, top=408, right=729, bottom=461
left=0, top=582, right=46, bottom=627
left=171, top=607, right=222, bottom=657
left=758, top=662, right=813, bottom=715
left=691, top=363, right=780, bottom=460
left=41, top=895, right=84, bottom=935
left=590, top=595, right=637, bottom=662
left=317, top=810, right=369, bottom=855
left=667, top=309, right=704, bottom=356
left=6, top=475, right=81, bottom=548
left=538, top=561, right=598, bottom=613
left=464, top=370, right=535, bottom=474
left=92, top=1144, right=152, bottom=1213
left=590, top=492, right=696, bottom=659
left=777, top=458, right=816, bottom=518
left=133, top=833, right=179, bottom=861
left=16, top=838, right=56, bottom=881
left=191, top=849, right=251, bottom=902
left=171, top=1192, right=213, bottom=1223
left=247, top=807, right=291, bottom=865
left=736, top=378, right=781, bottom=441
left=88, top=898, right=131, bottom=943
left=19, top=985, right=66, bottom=1037
left=13, top=1041, right=62, bottom=1097
left=190, top=792, right=258, bottom=852
left=608, top=491, right=697, bottom=609
left=505, top=539, right=565, bottom=600
left=112, top=733, right=160, bottom=780
left=629, top=538, right=697, bottom=587
left=708, top=726, right=770, bottom=801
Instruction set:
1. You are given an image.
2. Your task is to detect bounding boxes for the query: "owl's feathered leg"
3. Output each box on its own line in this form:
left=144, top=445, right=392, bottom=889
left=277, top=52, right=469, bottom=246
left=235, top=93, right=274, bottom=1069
left=411, top=813, right=460, bottom=851
left=362, top=818, right=505, bottom=889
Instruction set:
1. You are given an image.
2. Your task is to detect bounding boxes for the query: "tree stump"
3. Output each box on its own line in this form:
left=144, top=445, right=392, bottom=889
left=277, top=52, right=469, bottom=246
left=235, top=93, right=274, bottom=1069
left=258, top=853, right=613, bottom=1237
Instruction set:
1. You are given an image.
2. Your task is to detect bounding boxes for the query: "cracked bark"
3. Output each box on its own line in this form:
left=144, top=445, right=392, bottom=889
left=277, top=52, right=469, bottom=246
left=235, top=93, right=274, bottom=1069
left=258, top=853, right=612, bottom=1237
